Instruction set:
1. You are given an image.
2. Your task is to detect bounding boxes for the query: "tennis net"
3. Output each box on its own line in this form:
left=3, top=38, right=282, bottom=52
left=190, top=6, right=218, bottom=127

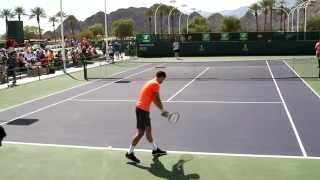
left=84, top=57, right=320, bottom=81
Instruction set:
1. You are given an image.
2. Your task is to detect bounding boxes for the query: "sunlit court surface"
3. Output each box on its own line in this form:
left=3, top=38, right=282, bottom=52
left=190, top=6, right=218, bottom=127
left=1, top=0, right=320, bottom=180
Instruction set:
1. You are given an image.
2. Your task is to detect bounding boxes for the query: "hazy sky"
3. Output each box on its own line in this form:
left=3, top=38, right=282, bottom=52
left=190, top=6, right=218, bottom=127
left=0, top=0, right=257, bottom=34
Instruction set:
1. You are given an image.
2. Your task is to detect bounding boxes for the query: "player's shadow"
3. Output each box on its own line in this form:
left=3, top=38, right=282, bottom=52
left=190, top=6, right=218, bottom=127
left=128, top=155, right=200, bottom=180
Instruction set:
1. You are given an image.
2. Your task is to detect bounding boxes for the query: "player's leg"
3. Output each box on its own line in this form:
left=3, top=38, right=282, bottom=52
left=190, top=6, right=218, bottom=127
left=126, top=129, right=144, bottom=163
left=131, top=129, right=145, bottom=147
left=146, top=126, right=167, bottom=156
left=126, top=108, right=148, bottom=163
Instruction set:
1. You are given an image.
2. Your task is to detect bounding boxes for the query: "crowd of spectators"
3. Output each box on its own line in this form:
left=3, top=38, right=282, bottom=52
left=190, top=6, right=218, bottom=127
left=0, top=38, right=103, bottom=86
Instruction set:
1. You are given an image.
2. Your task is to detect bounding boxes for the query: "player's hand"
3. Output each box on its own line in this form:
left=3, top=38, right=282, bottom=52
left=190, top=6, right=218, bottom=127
left=161, top=110, right=169, bottom=118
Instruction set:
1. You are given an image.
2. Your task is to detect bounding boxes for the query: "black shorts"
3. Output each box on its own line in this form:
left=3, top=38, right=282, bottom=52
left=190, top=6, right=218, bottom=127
left=174, top=49, right=180, bottom=53
left=136, top=107, right=151, bottom=130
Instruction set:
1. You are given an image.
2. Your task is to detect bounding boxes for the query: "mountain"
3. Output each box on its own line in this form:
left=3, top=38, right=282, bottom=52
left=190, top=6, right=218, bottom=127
left=219, top=6, right=248, bottom=18
left=43, top=1, right=320, bottom=39
left=45, top=7, right=149, bottom=39
left=200, top=11, right=213, bottom=18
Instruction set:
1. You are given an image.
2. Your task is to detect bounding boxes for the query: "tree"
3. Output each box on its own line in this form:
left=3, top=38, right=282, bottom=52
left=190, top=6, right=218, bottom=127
left=268, top=0, right=276, bottom=31
left=0, top=9, right=14, bottom=36
left=30, top=7, right=46, bottom=39
left=14, top=7, right=26, bottom=22
left=249, top=3, right=261, bottom=32
left=79, top=30, right=93, bottom=39
left=24, top=25, right=43, bottom=40
left=187, top=16, right=210, bottom=33
left=0, top=9, right=14, bottom=23
left=259, top=0, right=270, bottom=31
left=89, top=23, right=104, bottom=38
left=296, top=0, right=309, bottom=31
left=150, top=4, right=172, bottom=34
left=144, top=9, right=154, bottom=33
left=170, top=9, right=180, bottom=34
left=49, top=16, right=58, bottom=42
left=220, top=16, right=242, bottom=32
left=68, top=15, right=78, bottom=39
left=112, top=19, right=134, bottom=39
left=276, top=0, right=286, bottom=31
left=159, top=6, right=171, bottom=34
left=307, top=16, right=320, bottom=31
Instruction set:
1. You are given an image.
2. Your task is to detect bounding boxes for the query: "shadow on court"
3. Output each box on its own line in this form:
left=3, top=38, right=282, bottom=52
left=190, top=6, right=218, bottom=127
left=128, top=155, right=200, bottom=180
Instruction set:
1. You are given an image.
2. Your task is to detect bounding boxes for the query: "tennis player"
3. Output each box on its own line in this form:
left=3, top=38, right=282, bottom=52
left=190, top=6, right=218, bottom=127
left=126, top=71, right=169, bottom=163
left=315, top=40, right=320, bottom=68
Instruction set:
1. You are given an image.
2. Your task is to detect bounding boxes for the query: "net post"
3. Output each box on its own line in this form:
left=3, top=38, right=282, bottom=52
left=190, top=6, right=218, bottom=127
left=82, top=58, right=88, bottom=81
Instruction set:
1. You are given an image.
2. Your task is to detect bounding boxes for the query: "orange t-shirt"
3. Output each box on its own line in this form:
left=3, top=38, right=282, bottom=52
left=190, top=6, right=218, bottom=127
left=315, top=42, right=320, bottom=54
left=136, top=79, right=160, bottom=112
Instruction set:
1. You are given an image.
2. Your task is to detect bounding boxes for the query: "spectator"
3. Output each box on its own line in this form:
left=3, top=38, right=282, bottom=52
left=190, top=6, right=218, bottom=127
left=17, top=53, right=28, bottom=70
left=47, top=50, right=54, bottom=65
left=0, top=49, right=7, bottom=83
left=24, top=49, right=34, bottom=64
left=107, top=42, right=114, bottom=64
left=113, top=41, right=121, bottom=60
left=39, top=49, right=48, bottom=67
left=7, top=48, right=17, bottom=86
left=173, top=38, right=182, bottom=60
left=0, top=125, right=6, bottom=147
left=315, top=40, right=320, bottom=68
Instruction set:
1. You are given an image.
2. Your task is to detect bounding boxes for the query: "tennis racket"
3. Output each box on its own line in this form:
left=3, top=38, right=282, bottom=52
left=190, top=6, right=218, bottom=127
left=167, top=112, right=180, bottom=124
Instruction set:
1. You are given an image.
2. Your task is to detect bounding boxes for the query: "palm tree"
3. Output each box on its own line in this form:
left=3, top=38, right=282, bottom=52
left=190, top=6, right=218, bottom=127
left=249, top=3, right=261, bottom=32
left=144, top=9, right=153, bottom=33
left=30, top=7, right=46, bottom=39
left=0, top=9, right=14, bottom=23
left=68, top=15, right=77, bottom=40
left=49, top=16, right=58, bottom=42
left=14, top=7, right=26, bottom=22
left=268, top=0, right=276, bottom=31
left=276, top=0, right=291, bottom=31
left=0, top=9, right=14, bottom=35
left=259, top=0, right=269, bottom=31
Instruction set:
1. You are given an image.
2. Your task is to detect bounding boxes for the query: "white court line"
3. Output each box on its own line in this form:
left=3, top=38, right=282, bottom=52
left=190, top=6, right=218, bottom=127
left=3, top=141, right=320, bottom=160
left=0, top=63, right=148, bottom=113
left=210, top=66, right=267, bottom=69
left=283, top=60, right=320, bottom=99
left=166, top=67, right=210, bottom=102
left=266, top=60, right=307, bottom=157
left=0, top=81, right=92, bottom=113
left=169, top=100, right=282, bottom=104
left=71, top=99, right=136, bottom=102
left=0, top=63, right=156, bottom=126
left=70, top=99, right=282, bottom=104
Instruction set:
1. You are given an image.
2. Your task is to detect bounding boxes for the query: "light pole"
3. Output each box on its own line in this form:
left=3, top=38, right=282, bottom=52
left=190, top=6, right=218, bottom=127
left=289, top=0, right=311, bottom=32
left=289, top=3, right=304, bottom=32
left=297, top=1, right=314, bottom=32
left=59, top=0, right=66, bottom=72
left=186, top=8, right=196, bottom=34
left=154, top=3, right=163, bottom=34
left=168, top=0, right=176, bottom=35
left=104, top=0, right=108, bottom=61
left=168, top=7, right=176, bottom=34
left=178, top=4, right=187, bottom=34
left=303, top=0, right=316, bottom=32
